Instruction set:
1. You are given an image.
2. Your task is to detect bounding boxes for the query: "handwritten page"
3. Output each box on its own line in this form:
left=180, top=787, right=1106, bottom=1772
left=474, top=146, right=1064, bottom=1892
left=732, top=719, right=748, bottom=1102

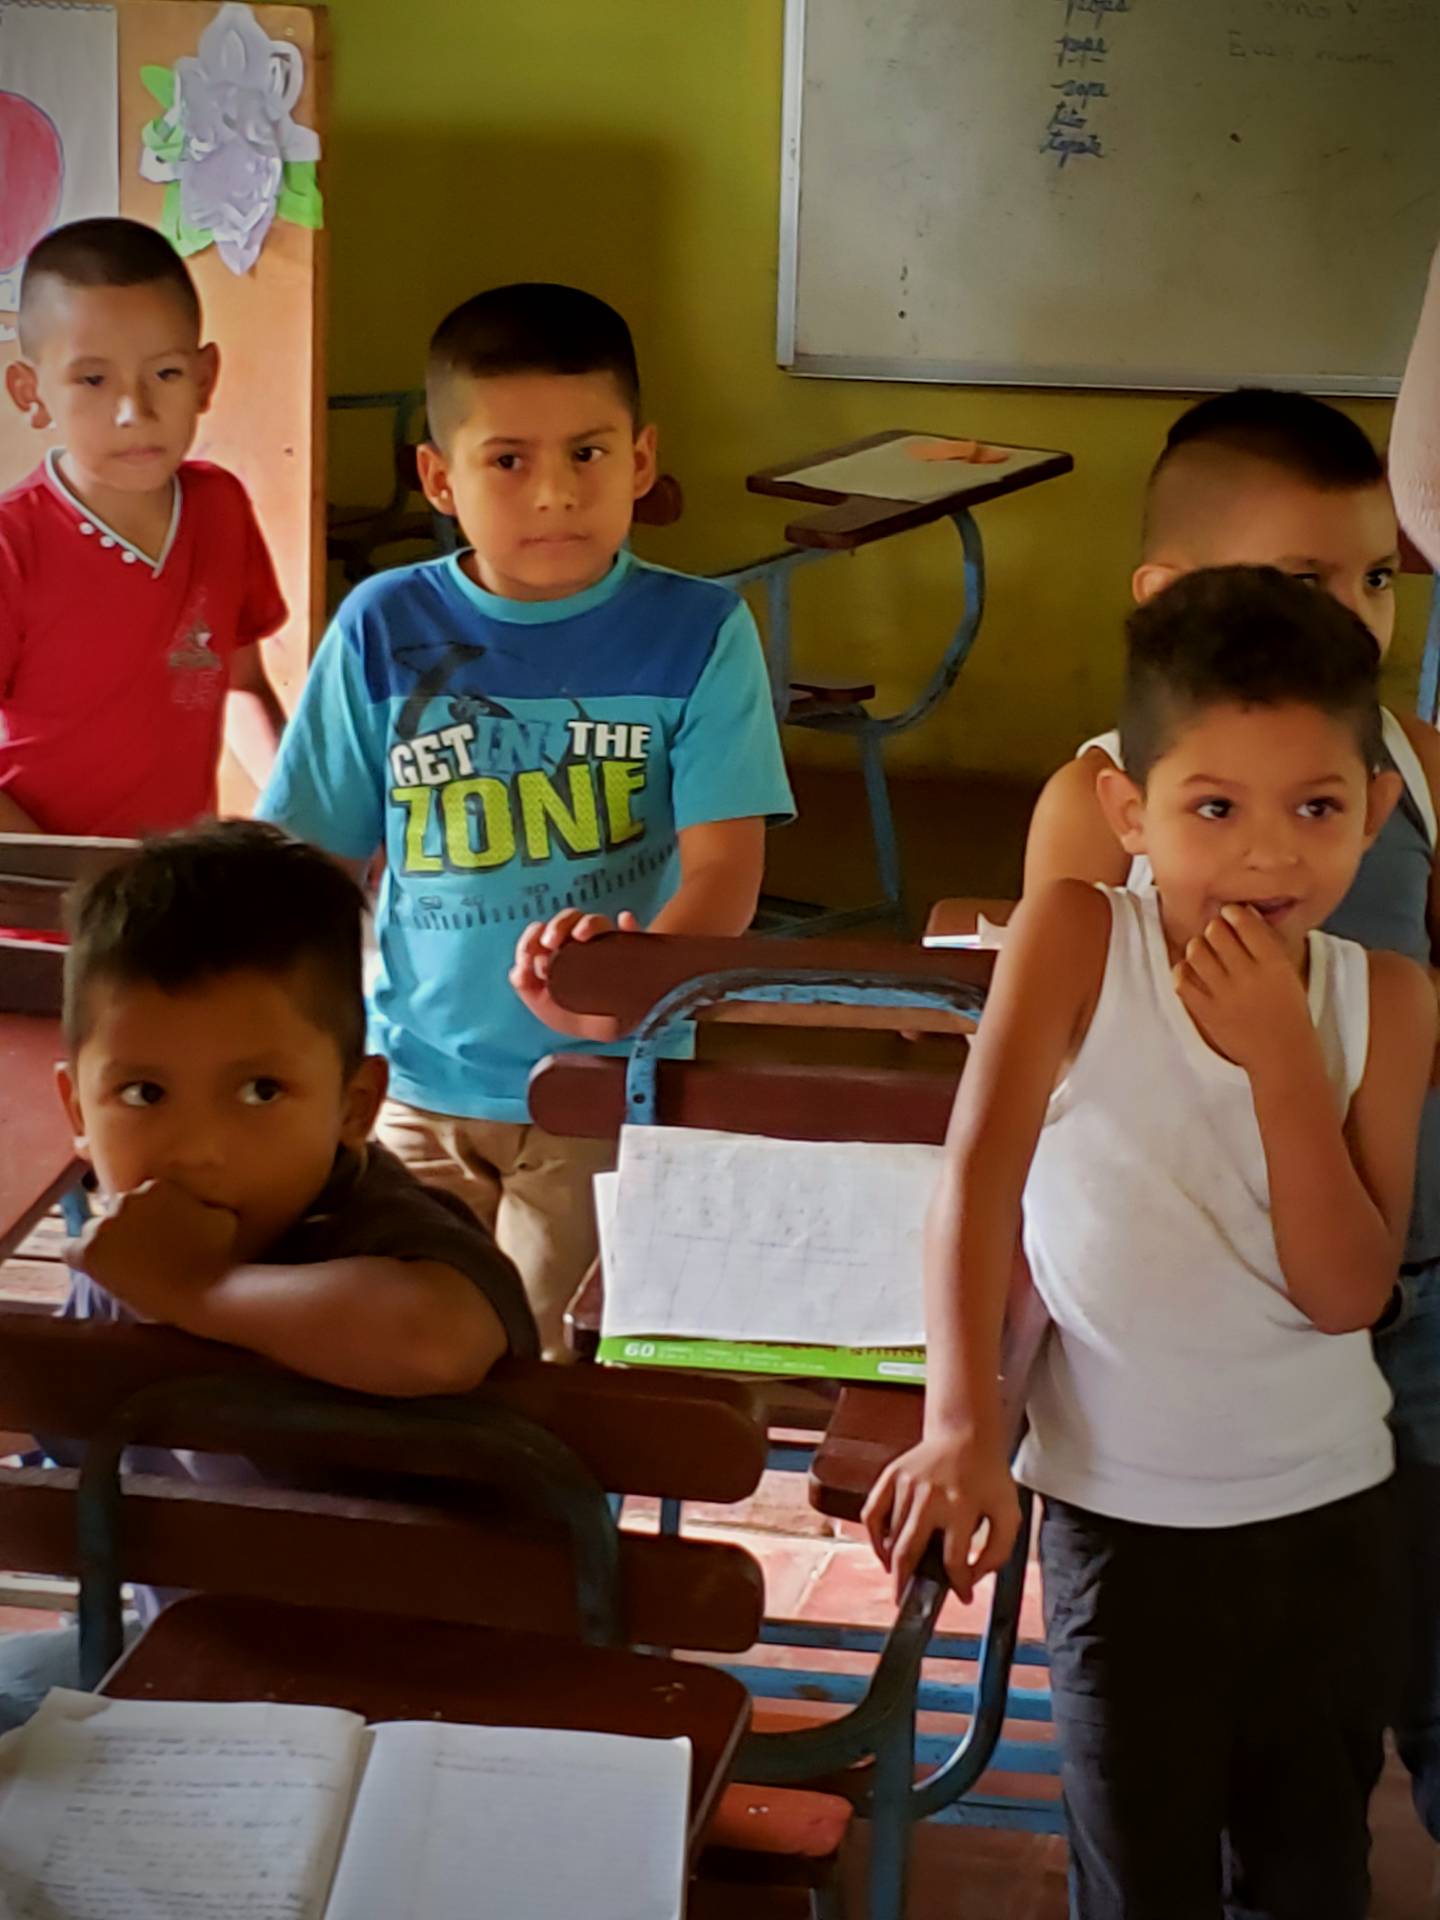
left=0, top=1690, right=362, bottom=1919
left=324, top=1722, right=690, bottom=1920
left=781, top=436, right=1059, bottom=505
left=601, top=1125, right=940, bottom=1346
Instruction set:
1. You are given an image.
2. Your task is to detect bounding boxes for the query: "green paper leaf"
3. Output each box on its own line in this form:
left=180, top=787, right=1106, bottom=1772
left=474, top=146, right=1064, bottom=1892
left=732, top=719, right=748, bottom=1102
left=141, top=114, right=184, bottom=162
left=277, top=158, right=325, bottom=230
left=159, top=183, right=213, bottom=259
left=140, top=64, right=175, bottom=109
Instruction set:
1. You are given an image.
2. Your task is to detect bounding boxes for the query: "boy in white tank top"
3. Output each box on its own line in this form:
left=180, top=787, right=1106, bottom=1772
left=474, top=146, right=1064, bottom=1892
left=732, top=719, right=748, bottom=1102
left=1026, top=388, right=1440, bottom=1847
left=867, top=567, right=1436, bottom=1919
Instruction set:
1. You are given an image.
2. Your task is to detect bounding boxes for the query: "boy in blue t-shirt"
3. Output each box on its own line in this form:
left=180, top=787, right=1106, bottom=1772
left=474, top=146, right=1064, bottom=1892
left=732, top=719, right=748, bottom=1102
left=260, top=283, right=793, bottom=1354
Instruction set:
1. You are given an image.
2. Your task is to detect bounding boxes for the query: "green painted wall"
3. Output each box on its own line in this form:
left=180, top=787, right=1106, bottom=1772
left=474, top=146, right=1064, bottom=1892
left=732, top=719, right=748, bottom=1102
left=323, top=0, right=1424, bottom=781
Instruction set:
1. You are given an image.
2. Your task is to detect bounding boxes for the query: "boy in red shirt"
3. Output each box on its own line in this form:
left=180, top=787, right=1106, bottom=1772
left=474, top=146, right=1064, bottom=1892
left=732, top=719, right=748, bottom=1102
left=0, top=218, right=286, bottom=837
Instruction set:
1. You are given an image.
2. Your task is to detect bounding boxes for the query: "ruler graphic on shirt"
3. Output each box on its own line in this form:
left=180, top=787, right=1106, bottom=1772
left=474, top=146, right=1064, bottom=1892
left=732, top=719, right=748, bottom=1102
left=399, top=840, right=678, bottom=933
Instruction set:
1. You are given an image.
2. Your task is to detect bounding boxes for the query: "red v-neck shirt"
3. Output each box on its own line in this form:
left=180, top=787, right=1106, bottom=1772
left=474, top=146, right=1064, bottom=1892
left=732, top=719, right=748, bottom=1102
left=0, top=454, right=286, bottom=835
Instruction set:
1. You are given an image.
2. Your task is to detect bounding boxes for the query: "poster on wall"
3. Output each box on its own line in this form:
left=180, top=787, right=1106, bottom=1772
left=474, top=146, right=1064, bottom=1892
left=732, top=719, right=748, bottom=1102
left=0, top=0, right=120, bottom=326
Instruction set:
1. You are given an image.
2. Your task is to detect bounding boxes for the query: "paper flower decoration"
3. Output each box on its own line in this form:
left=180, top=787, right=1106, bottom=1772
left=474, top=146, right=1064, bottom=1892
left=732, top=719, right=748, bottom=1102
left=139, top=1, right=322, bottom=275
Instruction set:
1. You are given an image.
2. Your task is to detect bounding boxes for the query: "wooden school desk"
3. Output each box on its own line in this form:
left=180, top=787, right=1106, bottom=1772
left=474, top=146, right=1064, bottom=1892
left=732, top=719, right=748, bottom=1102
left=716, top=430, right=1072, bottom=933
left=535, top=929, right=1065, bottom=1915
left=0, top=1311, right=785, bottom=1869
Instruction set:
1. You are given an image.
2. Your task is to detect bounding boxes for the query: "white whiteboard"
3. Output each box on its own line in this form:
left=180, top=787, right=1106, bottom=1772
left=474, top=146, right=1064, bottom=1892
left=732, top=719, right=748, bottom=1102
left=778, top=0, right=1440, bottom=394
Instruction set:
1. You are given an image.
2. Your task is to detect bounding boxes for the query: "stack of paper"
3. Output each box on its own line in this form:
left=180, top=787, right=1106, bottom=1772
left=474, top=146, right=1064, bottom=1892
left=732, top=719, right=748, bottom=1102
left=597, top=1125, right=938, bottom=1381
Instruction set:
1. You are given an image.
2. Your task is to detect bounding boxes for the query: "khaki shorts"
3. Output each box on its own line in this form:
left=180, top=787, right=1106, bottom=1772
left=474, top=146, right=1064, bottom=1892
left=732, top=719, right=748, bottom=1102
left=376, top=1099, right=612, bottom=1362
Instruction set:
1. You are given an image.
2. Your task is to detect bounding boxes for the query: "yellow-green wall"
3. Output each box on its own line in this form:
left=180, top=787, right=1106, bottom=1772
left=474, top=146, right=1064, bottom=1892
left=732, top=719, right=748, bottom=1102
left=324, top=0, right=1425, bottom=783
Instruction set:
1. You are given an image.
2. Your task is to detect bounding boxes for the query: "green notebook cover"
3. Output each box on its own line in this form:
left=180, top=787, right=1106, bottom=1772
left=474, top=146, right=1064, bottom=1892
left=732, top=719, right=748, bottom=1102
left=596, top=1334, right=926, bottom=1384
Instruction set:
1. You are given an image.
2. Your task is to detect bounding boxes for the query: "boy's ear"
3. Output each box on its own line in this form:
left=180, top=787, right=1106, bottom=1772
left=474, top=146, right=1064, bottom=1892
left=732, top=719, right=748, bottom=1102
left=1364, top=767, right=1403, bottom=847
left=5, top=360, right=51, bottom=430
left=194, top=342, right=220, bottom=415
left=1095, top=764, right=1148, bottom=855
left=54, top=1061, right=92, bottom=1163
left=631, top=423, right=658, bottom=501
left=1132, top=560, right=1179, bottom=606
left=340, top=1054, right=389, bottom=1149
left=415, top=442, right=457, bottom=519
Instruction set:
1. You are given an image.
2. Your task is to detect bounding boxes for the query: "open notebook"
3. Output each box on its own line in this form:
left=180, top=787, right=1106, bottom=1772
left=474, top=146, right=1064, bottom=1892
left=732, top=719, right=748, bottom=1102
left=596, top=1124, right=936, bottom=1382
left=0, top=1690, right=690, bottom=1920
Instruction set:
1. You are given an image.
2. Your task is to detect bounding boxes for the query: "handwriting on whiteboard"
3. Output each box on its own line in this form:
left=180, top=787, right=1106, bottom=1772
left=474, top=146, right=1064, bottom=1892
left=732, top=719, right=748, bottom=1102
left=1043, top=0, right=1133, bottom=166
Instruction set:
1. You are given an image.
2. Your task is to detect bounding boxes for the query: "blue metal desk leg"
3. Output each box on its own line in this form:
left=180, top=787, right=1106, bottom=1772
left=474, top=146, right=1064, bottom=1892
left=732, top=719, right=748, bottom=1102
left=756, top=505, right=990, bottom=935
left=710, top=546, right=830, bottom=725
left=858, top=726, right=903, bottom=920
left=869, top=1687, right=919, bottom=1920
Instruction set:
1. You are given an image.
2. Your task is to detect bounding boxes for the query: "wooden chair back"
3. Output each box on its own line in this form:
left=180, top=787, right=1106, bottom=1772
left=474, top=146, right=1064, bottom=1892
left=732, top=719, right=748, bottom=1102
left=0, top=836, right=135, bottom=938
left=531, top=929, right=990, bottom=1144
left=0, top=1310, right=770, bottom=1655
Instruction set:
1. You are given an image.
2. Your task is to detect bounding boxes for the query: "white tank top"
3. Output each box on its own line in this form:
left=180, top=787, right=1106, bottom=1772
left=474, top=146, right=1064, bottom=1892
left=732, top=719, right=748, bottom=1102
left=1014, top=886, right=1393, bottom=1527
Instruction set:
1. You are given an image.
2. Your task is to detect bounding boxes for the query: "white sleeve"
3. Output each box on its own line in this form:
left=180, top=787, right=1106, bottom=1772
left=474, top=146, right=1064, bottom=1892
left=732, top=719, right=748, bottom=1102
left=1391, top=239, right=1440, bottom=570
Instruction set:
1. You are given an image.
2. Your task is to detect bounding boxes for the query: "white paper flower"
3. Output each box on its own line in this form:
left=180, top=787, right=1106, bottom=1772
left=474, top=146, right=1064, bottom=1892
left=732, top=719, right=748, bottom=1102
left=139, top=2, right=321, bottom=274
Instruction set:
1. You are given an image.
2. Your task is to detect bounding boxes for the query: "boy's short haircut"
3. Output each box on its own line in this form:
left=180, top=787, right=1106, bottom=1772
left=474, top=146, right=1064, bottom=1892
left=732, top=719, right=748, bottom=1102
left=1120, top=565, right=1384, bottom=787
left=17, top=218, right=201, bottom=357
left=425, top=282, right=641, bottom=449
left=1142, top=388, right=1385, bottom=556
left=63, top=821, right=368, bottom=1071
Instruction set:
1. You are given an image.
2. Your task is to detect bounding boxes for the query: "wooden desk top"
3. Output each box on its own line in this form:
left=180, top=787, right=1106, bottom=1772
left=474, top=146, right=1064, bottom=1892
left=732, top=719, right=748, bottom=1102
left=106, top=1593, right=750, bottom=1855
left=0, top=1013, right=77, bottom=1261
left=748, top=429, right=1073, bottom=553
left=807, top=1386, right=922, bottom=1522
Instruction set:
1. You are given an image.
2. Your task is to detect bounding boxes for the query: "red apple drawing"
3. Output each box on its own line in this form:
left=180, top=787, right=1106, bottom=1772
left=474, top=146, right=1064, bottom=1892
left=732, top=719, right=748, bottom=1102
left=0, top=91, right=63, bottom=276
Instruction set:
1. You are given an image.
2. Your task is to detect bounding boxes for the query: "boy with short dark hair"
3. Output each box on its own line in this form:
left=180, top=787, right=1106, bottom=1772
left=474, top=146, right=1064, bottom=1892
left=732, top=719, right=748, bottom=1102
left=1025, top=389, right=1413, bottom=899
left=0, top=820, right=533, bottom=1732
left=59, top=819, right=533, bottom=1388
left=260, top=282, right=793, bottom=1355
left=870, top=567, right=1435, bottom=1918
left=1, top=218, right=286, bottom=837
left=1022, top=386, right=1440, bottom=1843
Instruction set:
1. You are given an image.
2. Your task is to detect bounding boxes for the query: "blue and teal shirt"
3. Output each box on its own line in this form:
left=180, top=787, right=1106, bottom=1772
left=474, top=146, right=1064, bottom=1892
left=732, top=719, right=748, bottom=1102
left=259, top=550, right=794, bottom=1120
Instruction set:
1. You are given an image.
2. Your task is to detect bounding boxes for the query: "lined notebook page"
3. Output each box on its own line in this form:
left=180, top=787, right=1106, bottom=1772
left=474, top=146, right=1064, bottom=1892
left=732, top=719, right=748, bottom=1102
left=323, top=1722, right=690, bottom=1920
left=601, top=1125, right=940, bottom=1346
left=0, top=1690, right=362, bottom=1919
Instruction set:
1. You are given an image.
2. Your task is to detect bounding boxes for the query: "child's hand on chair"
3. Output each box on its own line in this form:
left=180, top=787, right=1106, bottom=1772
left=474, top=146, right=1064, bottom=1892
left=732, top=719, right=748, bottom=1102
left=510, top=909, right=641, bottom=1039
left=863, top=1429, right=1021, bottom=1604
